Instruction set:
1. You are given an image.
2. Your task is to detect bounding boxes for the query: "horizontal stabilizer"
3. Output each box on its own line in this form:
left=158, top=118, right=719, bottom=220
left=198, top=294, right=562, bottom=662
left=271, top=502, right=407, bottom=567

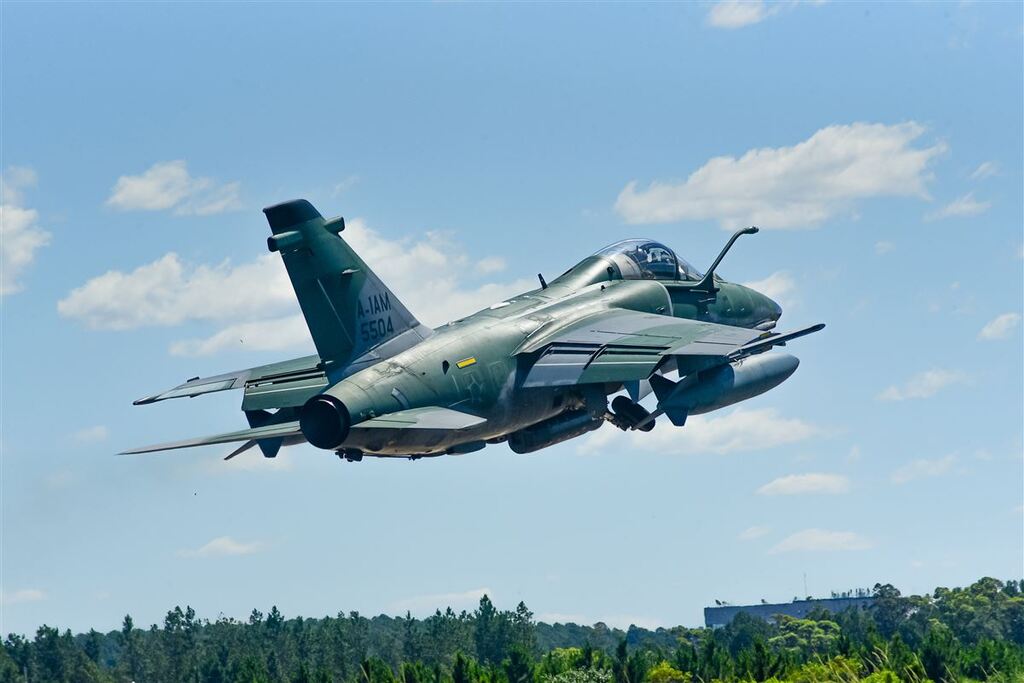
left=133, top=354, right=326, bottom=409
left=121, top=421, right=302, bottom=455
left=353, top=407, right=486, bottom=431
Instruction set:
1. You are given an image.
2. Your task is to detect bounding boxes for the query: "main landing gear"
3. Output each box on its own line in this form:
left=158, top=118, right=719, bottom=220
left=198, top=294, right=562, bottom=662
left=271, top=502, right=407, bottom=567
left=607, top=396, right=656, bottom=432
left=335, top=448, right=363, bottom=462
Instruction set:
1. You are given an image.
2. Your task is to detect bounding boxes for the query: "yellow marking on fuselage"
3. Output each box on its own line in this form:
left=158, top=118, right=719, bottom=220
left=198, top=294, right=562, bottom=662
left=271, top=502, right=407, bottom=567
left=456, top=357, right=477, bottom=369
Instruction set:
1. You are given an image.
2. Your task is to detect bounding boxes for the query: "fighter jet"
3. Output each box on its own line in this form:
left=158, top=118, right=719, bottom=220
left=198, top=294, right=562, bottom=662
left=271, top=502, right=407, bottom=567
left=125, top=199, right=823, bottom=461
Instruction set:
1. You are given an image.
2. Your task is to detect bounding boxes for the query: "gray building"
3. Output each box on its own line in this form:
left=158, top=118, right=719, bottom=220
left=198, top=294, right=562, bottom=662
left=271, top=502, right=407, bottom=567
left=704, top=596, right=876, bottom=628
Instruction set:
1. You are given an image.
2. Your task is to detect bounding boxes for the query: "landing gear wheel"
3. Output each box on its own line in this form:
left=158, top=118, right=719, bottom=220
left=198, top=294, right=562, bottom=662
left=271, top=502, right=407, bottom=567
left=336, top=448, right=363, bottom=462
left=611, top=396, right=655, bottom=432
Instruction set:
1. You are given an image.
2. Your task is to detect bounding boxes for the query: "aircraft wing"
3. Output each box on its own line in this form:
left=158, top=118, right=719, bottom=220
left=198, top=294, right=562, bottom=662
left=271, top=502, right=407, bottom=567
left=517, top=308, right=822, bottom=388
left=120, top=421, right=303, bottom=455
left=133, top=354, right=328, bottom=411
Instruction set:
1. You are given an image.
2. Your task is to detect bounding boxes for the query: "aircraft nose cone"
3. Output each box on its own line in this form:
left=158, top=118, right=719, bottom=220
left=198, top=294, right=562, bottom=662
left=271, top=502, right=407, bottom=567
left=768, top=297, right=783, bottom=321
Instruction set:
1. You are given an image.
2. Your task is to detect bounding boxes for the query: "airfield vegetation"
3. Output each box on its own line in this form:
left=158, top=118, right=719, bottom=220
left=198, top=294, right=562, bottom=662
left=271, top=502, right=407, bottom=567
left=2, top=578, right=1022, bottom=683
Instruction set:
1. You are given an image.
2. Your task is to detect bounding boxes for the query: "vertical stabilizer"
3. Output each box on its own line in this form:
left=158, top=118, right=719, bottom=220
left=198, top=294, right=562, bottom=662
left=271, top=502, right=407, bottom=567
left=263, top=199, right=430, bottom=373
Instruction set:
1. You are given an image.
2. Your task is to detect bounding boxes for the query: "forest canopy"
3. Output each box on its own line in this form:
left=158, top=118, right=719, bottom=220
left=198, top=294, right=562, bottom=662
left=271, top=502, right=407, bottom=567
left=3, top=578, right=1022, bottom=683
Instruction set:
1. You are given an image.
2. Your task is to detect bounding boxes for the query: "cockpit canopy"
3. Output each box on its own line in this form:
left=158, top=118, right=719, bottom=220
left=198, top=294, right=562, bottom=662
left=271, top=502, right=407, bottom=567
left=594, top=239, right=704, bottom=282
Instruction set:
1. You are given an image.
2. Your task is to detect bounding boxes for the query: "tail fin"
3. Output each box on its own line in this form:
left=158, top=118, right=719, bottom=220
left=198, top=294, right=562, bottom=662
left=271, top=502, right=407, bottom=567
left=263, top=199, right=431, bottom=373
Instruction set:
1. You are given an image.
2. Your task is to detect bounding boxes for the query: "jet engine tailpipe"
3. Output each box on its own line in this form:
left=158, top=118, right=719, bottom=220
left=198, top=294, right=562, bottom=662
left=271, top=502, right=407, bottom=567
left=300, top=395, right=351, bottom=449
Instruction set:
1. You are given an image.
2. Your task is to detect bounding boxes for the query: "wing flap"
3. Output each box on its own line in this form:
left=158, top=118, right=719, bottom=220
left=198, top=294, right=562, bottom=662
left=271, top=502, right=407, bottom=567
left=523, top=342, right=668, bottom=387
left=120, top=421, right=302, bottom=455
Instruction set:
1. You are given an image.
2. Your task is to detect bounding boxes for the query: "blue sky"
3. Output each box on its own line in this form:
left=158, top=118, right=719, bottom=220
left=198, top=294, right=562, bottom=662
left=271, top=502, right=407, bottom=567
left=1, top=1, right=1022, bottom=637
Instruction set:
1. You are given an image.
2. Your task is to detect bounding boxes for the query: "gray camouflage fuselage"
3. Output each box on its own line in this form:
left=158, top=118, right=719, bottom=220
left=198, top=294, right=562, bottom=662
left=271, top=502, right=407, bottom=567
left=320, top=258, right=779, bottom=457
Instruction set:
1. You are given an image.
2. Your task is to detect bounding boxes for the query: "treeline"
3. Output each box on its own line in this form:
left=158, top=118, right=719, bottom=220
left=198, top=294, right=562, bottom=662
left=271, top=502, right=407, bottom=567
left=2, top=578, right=1022, bottom=683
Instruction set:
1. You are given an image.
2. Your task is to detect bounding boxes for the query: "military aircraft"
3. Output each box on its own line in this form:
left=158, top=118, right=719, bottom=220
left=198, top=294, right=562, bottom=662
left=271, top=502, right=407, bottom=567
left=125, top=199, right=823, bottom=461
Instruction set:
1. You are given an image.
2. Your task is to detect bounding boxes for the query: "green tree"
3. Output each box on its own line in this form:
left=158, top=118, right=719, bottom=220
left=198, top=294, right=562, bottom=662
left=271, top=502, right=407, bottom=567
left=871, top=584, right=908, bottom=639
left=453, top=652, right=474, bottom=683
left=919, top=622, right=960, bottom=683
left=511, top=603, right=537, bottom=656
left=504, top=646, right=534, bottom=683
left=697, top=634, right=730, bottom=683
left=362, top=656, right=397, bottom=683
left=32, top=626, right=69, bottom=683
left=82, top=628, right=102, bottom=665
left=475, top=596, right=505, bottom=665
left=645, top=660, right=690, bottom=683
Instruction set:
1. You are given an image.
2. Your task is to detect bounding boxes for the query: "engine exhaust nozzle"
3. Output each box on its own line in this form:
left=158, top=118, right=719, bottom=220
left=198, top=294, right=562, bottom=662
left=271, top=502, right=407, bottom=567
left=299, top=395, right=351, bottom=450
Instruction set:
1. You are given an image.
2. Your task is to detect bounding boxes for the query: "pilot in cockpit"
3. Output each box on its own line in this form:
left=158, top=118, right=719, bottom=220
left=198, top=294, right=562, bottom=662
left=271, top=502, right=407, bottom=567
left=594, top=239, right=703, bottom=282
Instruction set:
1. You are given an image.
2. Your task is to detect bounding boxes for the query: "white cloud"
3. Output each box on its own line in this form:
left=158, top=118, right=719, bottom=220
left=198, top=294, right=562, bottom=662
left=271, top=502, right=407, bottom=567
left=58, top=252, right=293, bottom=330
left=738, top=525, right=771, bottom=540
left=757, top=472, right=849, bottom=495
left=707, top=0, right=772, bottom=28
left=179, top=536, right=264, bottom=558
left=391, top=587, right=492, bottom=614
left=890, top=454, right=956, bottom=484
left=1, top=166, right=51, bottom=295
left=332, top=175, right=360, bottom=196
left=0, top=588, right=47, bottom=605
left=742, top=271, right=795, bottom=309
left=977, top=312, right=1021, bottom=341
left=769, top=529, right=872, bottom=554
left=877, top=368, right=967, bottom=401
left=706, top=0, right=823, bottom=29
left=341, top=220, right=534, bottom=327
left=580, top=407, right=820, bottom=456
left=170, top=315, right=312, bottom=356
left=925, top=192, right=991, bottom=221
left=615, top=122, right=944, bottom=229
left=1, top=166, right=37, bottom=205
left=44, top=469, right=75, bottom=490
left=106, top=160, right=241, bottom=215
left=970, top=161, right=999, bottom=180
left=72, top=425, right=110, bottom=442
left=476, top=256, right=507, bottom=275
left=61, top=217, right=533, bottom=356
left=874, top=241, right=895, bottom=255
